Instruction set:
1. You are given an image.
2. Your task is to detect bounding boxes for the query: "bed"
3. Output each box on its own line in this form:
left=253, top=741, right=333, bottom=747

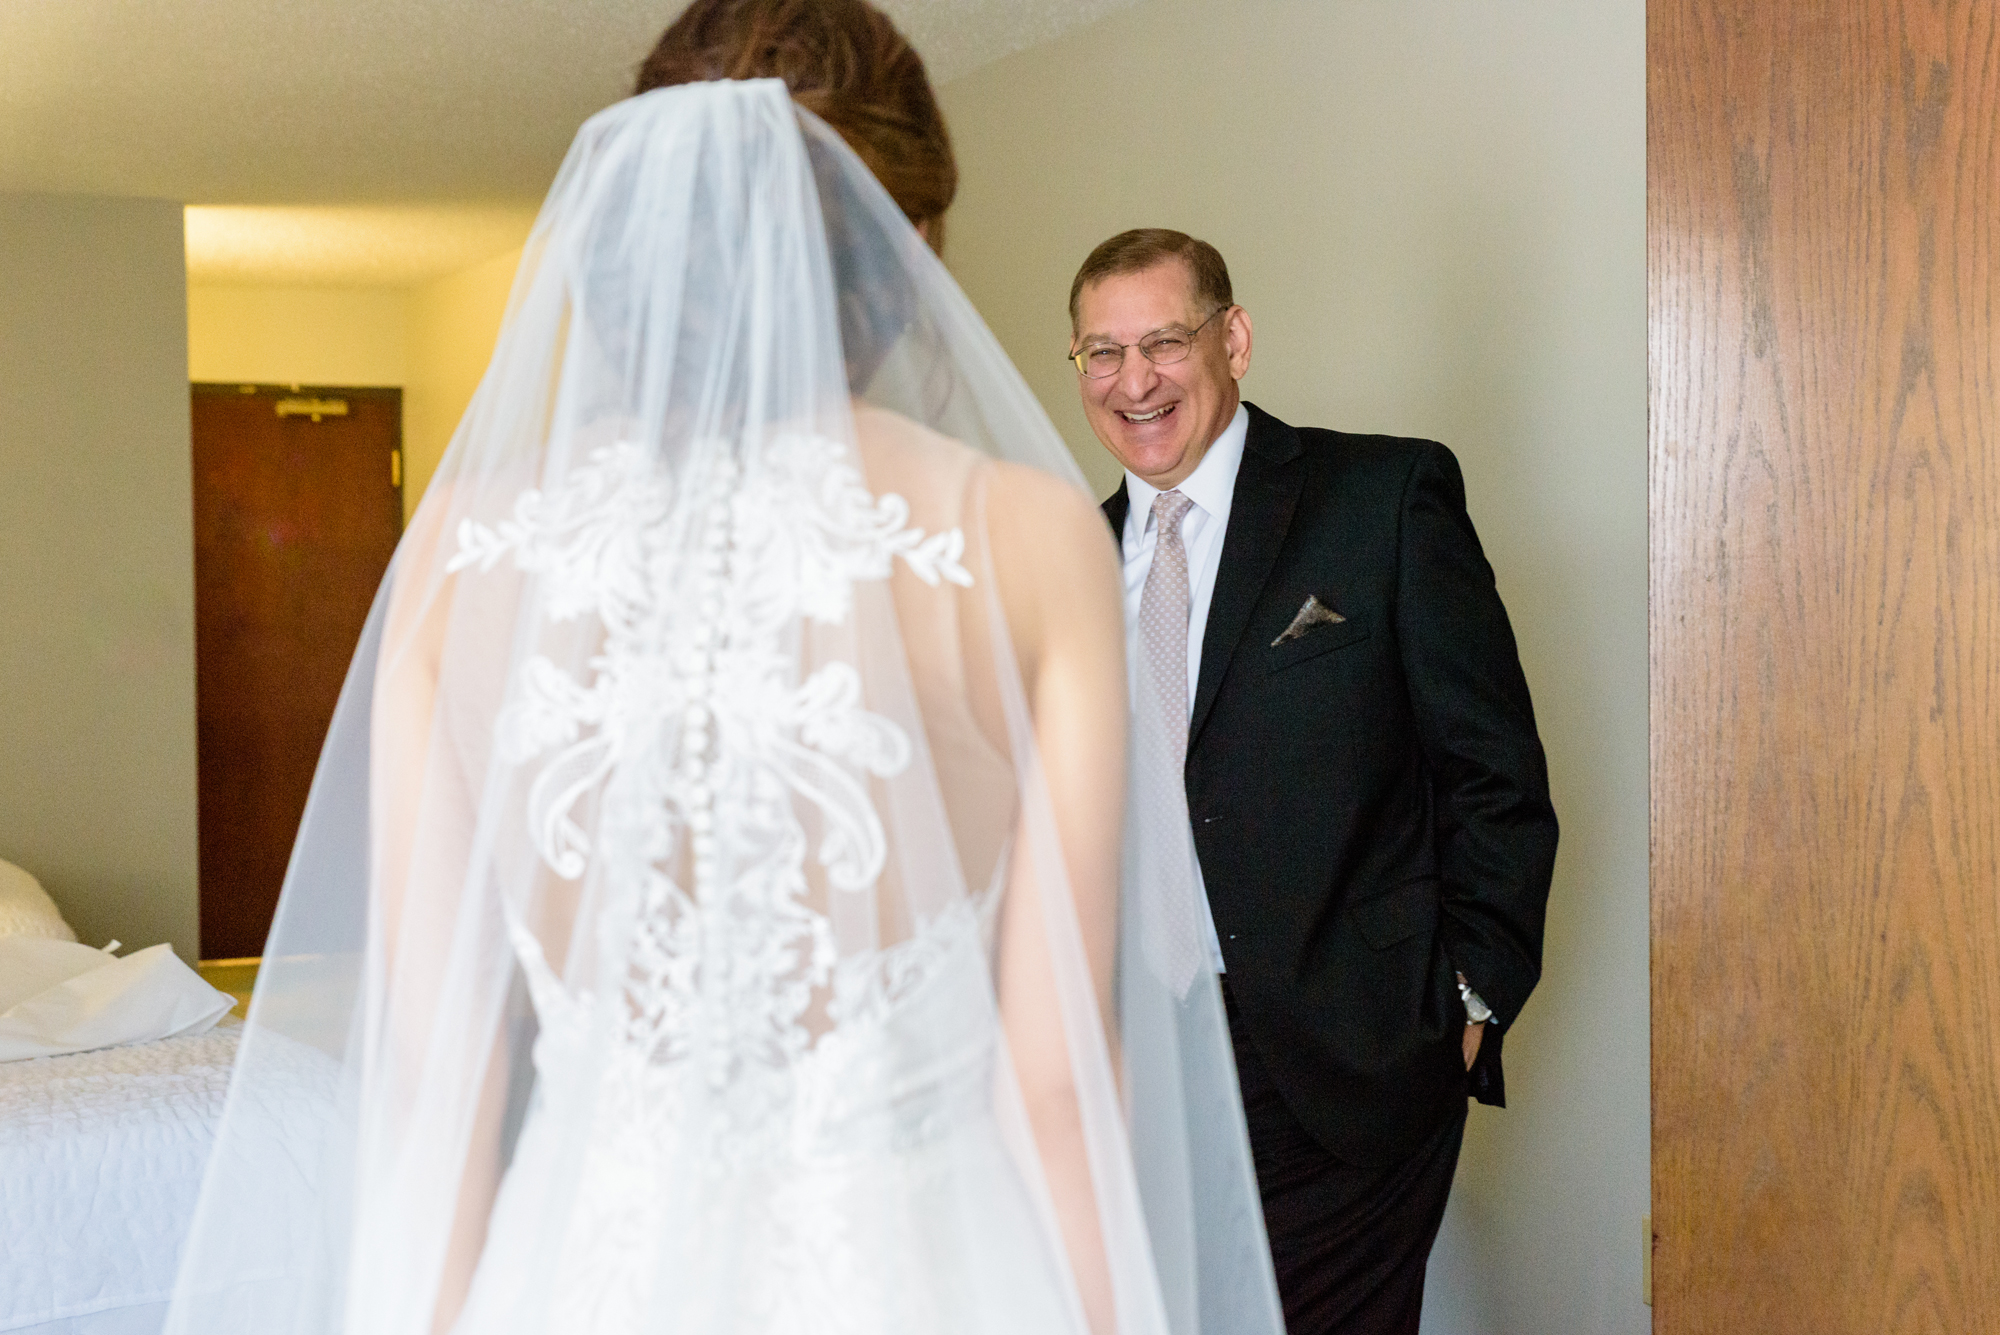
left=0, top=862, right=258, bottom=1335
left=0, top=1024, right=243, bottom=1335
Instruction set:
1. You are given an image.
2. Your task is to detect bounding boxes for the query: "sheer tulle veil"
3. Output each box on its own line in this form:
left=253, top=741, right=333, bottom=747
left=166, top=80, right=1282, bottom=1335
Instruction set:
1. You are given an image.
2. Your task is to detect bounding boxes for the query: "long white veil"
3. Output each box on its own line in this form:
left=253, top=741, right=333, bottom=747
left=166, top=80, right=1280, bottom=1335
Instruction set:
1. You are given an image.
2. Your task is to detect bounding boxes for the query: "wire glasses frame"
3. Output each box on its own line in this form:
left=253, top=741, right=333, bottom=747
left=1066, top=306, right=1229, bottom=379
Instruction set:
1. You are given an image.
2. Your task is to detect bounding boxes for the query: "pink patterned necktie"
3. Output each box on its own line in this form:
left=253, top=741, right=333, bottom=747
left=1138, top=489, right=1197, bottom=761
left=1134, top=488, right=1207, bottom=992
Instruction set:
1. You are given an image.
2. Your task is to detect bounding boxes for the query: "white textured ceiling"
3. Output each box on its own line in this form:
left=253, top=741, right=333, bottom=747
left=1, top=0, right=1136, bottom=206
left=5, top=0, right=1137, bottom=285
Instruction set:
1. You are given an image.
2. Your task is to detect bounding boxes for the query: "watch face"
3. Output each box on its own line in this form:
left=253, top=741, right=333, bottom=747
left=1456, top=980, right=1493, bottom=1024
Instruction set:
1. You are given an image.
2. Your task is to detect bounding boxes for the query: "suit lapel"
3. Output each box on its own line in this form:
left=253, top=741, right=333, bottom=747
left=1101, top=480, right=1130, bottom=539
left=1189, top=403, right=1303, bottom=751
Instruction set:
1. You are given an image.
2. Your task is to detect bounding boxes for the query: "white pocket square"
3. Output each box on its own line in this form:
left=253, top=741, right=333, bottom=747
left=1272, top=594, right=1347, bottom=646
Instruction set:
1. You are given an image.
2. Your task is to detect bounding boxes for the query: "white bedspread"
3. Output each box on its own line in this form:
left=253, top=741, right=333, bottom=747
left=0, top=1027, right=241, bottom=1333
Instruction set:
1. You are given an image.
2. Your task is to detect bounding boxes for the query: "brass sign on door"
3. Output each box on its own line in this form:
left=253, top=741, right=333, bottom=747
left=274, top=397, right=349, bottom=423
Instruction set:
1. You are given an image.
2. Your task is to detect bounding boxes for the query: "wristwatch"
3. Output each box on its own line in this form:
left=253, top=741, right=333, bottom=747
left=1456, top=972, right=1494, bottom=1026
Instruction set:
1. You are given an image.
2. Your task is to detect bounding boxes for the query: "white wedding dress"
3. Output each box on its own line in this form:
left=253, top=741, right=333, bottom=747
left=165, top=80, right=1283, bottom=1335
left=466, top=900, right=1074, bottom=1335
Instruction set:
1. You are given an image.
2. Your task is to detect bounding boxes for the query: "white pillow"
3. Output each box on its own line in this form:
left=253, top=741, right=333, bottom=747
left=0, top=937, right=233, bottom=1061
left=0, top=859, right=76, bottom=942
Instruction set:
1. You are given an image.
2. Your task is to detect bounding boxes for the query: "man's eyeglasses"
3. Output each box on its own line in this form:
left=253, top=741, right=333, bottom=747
left=1067, top=306, right=1228, bottom=379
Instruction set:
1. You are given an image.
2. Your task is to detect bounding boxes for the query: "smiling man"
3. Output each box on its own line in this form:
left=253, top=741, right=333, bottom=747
left=1071, top=229, right=1558, bottom=1335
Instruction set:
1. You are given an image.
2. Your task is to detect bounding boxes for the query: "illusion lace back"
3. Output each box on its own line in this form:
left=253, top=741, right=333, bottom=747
left=444, top=406, right=1078, bottom=1335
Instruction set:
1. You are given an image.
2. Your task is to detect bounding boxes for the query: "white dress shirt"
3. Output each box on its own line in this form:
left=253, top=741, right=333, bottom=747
left=1119, top=404, right=1249, bottom=972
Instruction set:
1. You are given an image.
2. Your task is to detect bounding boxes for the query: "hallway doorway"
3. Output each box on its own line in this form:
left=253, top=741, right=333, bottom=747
left=190, top=383, right=402, bottom=960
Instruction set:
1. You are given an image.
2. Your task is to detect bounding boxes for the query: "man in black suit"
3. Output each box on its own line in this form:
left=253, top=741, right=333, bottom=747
left=1069, top=229, right=1557, bottom=1334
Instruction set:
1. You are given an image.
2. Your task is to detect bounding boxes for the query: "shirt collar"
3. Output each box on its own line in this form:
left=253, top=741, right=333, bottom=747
left=1123, top=402, right=1250, bottom=532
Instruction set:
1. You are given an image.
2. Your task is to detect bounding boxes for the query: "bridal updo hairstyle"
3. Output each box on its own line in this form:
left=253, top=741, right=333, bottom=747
left=635, top=0, right=958, bottom=250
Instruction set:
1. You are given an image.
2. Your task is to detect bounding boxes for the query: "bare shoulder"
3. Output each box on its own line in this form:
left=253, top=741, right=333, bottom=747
left=845, top=399, right=1116, bottom=610
left=983, top=460, right=1119, bottom=581
left=850, top=401, right=978, bottom=499
left=982, top=460, right=1122, bottom=673
left=848, top=401, right=1116, bottom=583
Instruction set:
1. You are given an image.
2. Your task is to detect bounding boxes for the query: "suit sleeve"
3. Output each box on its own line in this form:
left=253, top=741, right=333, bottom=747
left=1392, top=442, right=1557, bottom=1032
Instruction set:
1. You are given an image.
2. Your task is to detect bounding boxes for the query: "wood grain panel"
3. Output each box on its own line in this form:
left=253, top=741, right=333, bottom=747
left=1650, top=3, right=2000, bottom=1332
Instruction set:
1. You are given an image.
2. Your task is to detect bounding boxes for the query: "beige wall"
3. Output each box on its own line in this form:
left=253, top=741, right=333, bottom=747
left=940, top=2, right=1648, bottom=1331
left=186, top=249, right=521, bottom=524
left=188, top=284, right=409, bottom=388
left=0, top=193, right=199, bottom=964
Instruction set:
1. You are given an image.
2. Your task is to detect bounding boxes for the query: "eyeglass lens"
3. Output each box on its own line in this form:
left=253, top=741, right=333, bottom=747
left=1072, top=309, right=1221, bottom=378
left=1078, top=332, right=1194, bottom=378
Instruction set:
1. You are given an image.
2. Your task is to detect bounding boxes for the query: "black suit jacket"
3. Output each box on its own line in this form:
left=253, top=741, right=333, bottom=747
left=1105, top=402, right=1557, bottom=1168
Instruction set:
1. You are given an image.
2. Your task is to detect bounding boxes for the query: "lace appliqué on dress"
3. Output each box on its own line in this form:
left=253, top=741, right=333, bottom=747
left=448, top=433, right=984, bottom=1332
left=447, top=430, right=970, bottom=1022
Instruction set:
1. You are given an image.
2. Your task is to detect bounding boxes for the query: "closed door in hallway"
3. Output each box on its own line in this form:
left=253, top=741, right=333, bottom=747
left=191, top=384, right=402, bottom=960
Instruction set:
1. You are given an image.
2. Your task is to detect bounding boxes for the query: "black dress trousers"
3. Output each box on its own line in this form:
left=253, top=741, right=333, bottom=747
left=1224, top=982, right=1466, bottom=1335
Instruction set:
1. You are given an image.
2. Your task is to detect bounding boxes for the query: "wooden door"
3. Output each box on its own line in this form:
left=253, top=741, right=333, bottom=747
left=191, top=384, right=402, bottom=960
left=1650, top=5, right=2000, bottom=1332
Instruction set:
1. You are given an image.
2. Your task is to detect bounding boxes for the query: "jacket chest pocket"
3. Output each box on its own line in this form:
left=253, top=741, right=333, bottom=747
left=1266, top=615, right=1370, bottom=673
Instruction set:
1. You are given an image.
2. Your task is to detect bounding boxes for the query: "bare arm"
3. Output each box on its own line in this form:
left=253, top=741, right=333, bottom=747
left=368, top=503, right=508, bottom=1335
left=985, top=464, right=1127, bottom=1335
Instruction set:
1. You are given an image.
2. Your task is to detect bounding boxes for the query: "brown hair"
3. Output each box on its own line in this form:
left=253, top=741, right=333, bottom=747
left=636, top=0, right=957, bottom=247
left=1068, top=228, right=1233, bottom=331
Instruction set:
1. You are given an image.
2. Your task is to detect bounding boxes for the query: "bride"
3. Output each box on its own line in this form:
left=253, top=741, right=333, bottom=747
left=167, top=4, right=1282, bottom=1333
